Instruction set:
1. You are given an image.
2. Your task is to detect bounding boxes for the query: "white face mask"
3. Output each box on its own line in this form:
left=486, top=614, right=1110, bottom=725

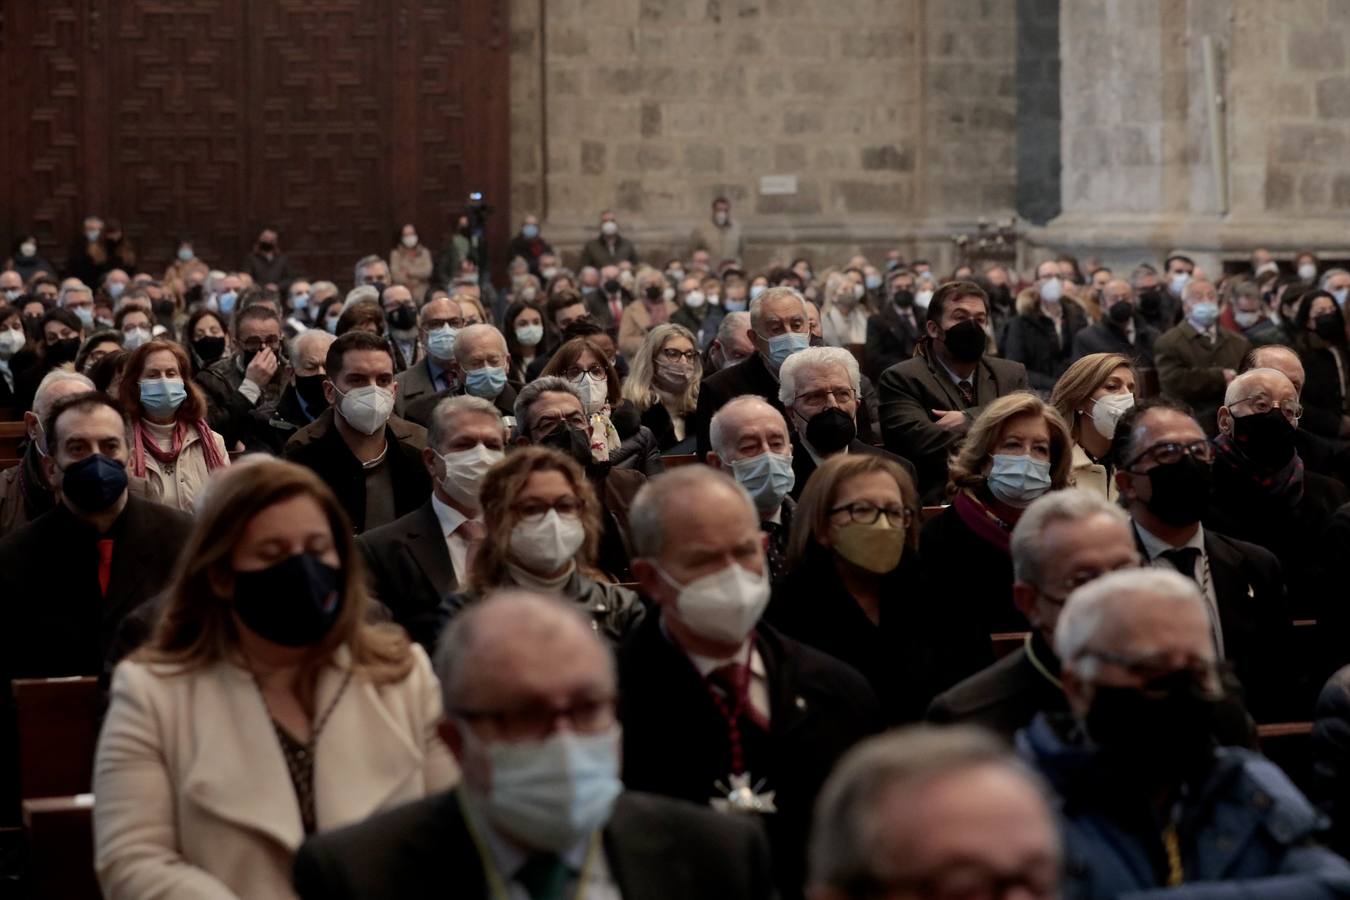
left=573, top=374, right=609, bottom=415
left=0, top=328, right=25, bottom=360
left=1089, top=391, right=1135, bottom=441
left=335, top=384, right=395, bottom=435
left=510, top=509, right=587, bottom=574
left=685, top=290, right=706, bottom=309
left=1039, top=277, right=1063, bottom=304
left=914, top=289, right=934, bottom=309
left=402, top=234, right=418, bottom=248
left=656, top=561, right=770, bottom=645
left=19, top=242, right=36, bottom=258
left=1299, top=263, right=1318, bottom=281
left=436, top=443, right=504, bottom=509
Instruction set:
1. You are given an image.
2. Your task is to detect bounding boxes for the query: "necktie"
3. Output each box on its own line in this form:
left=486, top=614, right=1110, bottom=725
left=1160, top=547, right=1201, bottom=582
left=708, top=663, right=769, bottom=731
left=517, top=853, right=571, bottom=900
left=611, top=297, right=622, bottom=322
left=97, top=538, right=115, bottom=597
left=456, top=519, right=487, bottom=577
left=761, top=521, right=786, bottom=583
left=957, top=379, right=976, bottom=408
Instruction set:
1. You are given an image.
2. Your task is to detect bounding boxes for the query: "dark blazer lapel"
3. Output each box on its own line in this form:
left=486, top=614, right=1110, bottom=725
left=405, top=500, right=458, bottom=599
left=757, top=629, right=812, bottom=740
left=103, top=500, right=162, bottom=627
left=604, top=797, right=688, bottom=900
left=978, top=357, right=1000, bottom=400
left=1203, top=532, right=1254, bottom=641
left=923, top=356, right=965, bottom=411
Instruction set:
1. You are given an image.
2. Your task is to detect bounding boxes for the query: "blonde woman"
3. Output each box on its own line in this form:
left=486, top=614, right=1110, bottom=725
left=621, top=323, right=702, bottom=453
left=918, top=392, right=1074, bottom=633
left=1049, top=352, right=1136, bottom=500
left=820, top=270, right=870, bottom=347
left=94, top=459, right=455, bottom=899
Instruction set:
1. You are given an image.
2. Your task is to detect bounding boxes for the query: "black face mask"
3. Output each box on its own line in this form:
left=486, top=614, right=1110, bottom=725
left=1085, top=672, right=1218, bottom=784
left=603, top=279, right=621, bottom=296
left=258, top=241, right=275, bottom=253
left=804, top=407, right=856, bottom=454
left=1140, top=456, right=1213, bottom=526
left=47, top=337, right=80, bottom=366
left=1137, top=289, right=1162, bottom=316
left=941, top=319, right=986, bottom=363
left=388, top=304, right=416, bottom=331
left=154, top=299, right=177, bottom=319
left=1230, top=409, right=1297, bottom=469
left=1108, top=300, right=1134, bottom=324
left=233, top=553, right=343, bottom=647
left=59, top=453, right=129, bottom=513
left=538, top=425, right=593, bottom=469
left=370, top=280, right=388, bottom=294
left=193, top=335, right=227, bottom=365
left=989, top=285, right=1013, bottom=308
left=643, top=284, right=663, bottom=301
left=892, top=290, right=914, bottom=310
left=294, top=373, right=329, bottom=413
left=1314, top=314, right=1343, bottom=342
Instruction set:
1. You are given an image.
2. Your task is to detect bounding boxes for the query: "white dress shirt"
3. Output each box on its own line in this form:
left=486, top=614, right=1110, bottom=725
left=431, top=493, right=481, bottom=584
left=1134, top=521, right=1224, bottom=658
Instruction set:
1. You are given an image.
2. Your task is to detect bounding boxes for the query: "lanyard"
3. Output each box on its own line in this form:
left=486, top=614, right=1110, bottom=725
left=458, top=792, right=600, bottom=900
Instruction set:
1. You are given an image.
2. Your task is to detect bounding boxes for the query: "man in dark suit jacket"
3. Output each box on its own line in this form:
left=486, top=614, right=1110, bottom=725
left=400, top=323, right=518, bottom=429
left=294, top=590, right=775, bottom=900
left=1113, top=398, right=1298, bottom=722
left=692, top=286, right=812, bottom=459
left=1154, top=278, right=1251, bottom=436
left=358, top=396, right=506, bottom=650
left=623, top=466, right=881, bottom=900
left=1071, top=277, right=1159, bottom=367
left=877, top=281, right=1029, bottom=503
left=579, top=212, right=640, bottom=270
left=0, top=391, right=190, bottom=822
left=863, top=288, right=922, bottom=381
left=393, top=295, right=464, bottom=420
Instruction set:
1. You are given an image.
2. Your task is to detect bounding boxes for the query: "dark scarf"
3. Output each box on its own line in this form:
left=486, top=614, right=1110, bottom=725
left=1212, top=432, right=1304, bottom=508
left=953, top=489, right=1014, bottom=554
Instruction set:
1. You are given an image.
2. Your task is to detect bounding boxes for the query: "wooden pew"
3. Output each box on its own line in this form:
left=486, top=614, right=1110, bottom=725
left=920, top=505, right=948, bottom=523
left=23, top=795, right=99, bottom=900
left=1257, top=721, right=1315, bottom=796
left=662, top=453, right=701, bottom=468
left=0, top=420, right=25, bottom=468
left=12, top=677, right=100, bottom=800
left=991, top=632, right=1028, bottom=660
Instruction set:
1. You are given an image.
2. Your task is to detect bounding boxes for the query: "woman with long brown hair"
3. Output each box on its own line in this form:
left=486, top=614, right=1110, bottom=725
left=94, top=458, right=455, bottom=899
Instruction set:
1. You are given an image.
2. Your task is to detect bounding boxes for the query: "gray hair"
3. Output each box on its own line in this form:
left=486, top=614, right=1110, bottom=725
left=453, top=323, right=508, bottom=366
left=749, top=286, right=806, bottom=334
left=1181, top=278, right=1213, bottom=302
left=777, top=346, right=861, bottom=407
left=289, top=328, right=335, bottom=362
left=1055, top=568, right=1209, bottom=679
left=427, top=395, right=503, bottom=451
left=1321, top=268, right=1350, bottom=290
left=717, top=311, right=751, bottom=346
left=1010, top=491, right=1130, bottom=587
left=1224, top=366, right=1291, bottom=407
left=342, top=285, right=379, bottom=311
left=709, top=395, right=787, bottom=462
left=34, top=370, right=95, bottom=422
left=57, top=283, right=92, bottom=307
left=309, top=280, right=338, bottom=299
left=630, top=466, right=755, bottom=559
left=433, top=589, right=610, bottom=712
left=353, top=254, right=385, bottom=285
left=809, top=725, right=1056, bottom=894
left=514, top=376, right=584, bottom=436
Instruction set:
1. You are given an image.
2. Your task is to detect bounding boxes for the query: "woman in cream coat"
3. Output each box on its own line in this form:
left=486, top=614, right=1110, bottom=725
left=94, top=458, right=457, bottom=900
left=1048, top=351, right=1137, bottom=502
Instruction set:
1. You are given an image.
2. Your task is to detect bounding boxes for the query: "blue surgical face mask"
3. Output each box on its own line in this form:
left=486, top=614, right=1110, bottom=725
left=460, top=722, right=623, bottom=853
left=522, top=223, right=540, bottom=239
left=986, top=453, right=1053, bottom=508
left=324, top=316, right=339, bottom=334
left=1188, top=301, right=1219, bottom=330
left=763, top=330, right=809, bottom=370
left=1333, top=288, right=1349, bottom=309
left=729, top=451, right=795, bottom=516
left=749, top=284, right=767, bottom=301
left=515, top=324, right=544, bottom=347
left=865, top=274, right=882, bottom=290
left=139, top=377, right=188, bottom=417
left=107, top=282, right=125, bottom=301
left=465, top=365, right=507, bottom=399
left=1169, top=272, right=1191, bottom=296
left=72, top=305, right=95, bottom=328
left=291, top=292, right=310, bottom=311
left=217, top=290, right=237, bottom=315
left=426, top=324, right=459, bottom=360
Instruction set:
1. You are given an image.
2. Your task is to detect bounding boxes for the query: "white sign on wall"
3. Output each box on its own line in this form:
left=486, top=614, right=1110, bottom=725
left=759, top=174, right=798, bottom=196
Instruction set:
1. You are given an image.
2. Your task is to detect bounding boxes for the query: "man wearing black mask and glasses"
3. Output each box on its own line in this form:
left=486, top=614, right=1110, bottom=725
left=1111, top=398, right=1297, bottom=722
left=878, top=280, right=1028, bottom=503
left=1019, top=569, right=1350, bottom=898
left=514, top=376, right=645, bottom=581
left=777, top=347, right=913, bottom=500
left=196, top=303, right=288, bottom=452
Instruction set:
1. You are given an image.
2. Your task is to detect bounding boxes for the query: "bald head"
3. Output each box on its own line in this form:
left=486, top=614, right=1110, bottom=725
left=1247, top=345, right=1305, bottom=395
left=453, top=323, right=508, bottom=367
left=630, top=466, right=759, bottom=561
left=708, top=395, right=790, bottom=464
left=1223, top=367, right=1296, bottom=408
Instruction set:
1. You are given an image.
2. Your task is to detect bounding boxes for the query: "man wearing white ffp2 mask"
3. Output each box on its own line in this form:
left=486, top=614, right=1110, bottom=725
left=291, top=590, right=776, bottom=898
left=622, top=466, right=881, bottom=899
left=356, top=394, right=506, bottom=648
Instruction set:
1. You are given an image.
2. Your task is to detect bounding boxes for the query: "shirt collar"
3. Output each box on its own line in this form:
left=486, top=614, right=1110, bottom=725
left=936, top=355, right=973, bottom=387
left=430, top=492, right=475, bottom=537
left=684, top=639, right=766, bottom=680
left=462, top=791, right=593, bottom=878
left=1134, top=520, right=1205, bottom=560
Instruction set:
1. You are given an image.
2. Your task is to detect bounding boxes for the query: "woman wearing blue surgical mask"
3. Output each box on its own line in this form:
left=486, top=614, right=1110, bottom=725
left=441, top=446, right=645, bottom=640
left=621, top=323, right=702, bottom=454
left=94, top=459, right=456, bottom=899
left=1050, top=352, right=1137, bottom=501
left=919, top=392, right=1073, bottom=634
left=118, top=341, right=229, bottom=511
left=503, top=299, right=552, bottom=387
left=768, top=455, right=989, bottom=724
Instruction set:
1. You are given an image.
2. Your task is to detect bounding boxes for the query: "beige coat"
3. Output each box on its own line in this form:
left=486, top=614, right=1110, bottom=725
left=1068, top=442, right=1118, bottom=502
left=618, top=298, right=679, bottom=358
left=94, top=645, right=458, bottom=900
left=136, top=423, right=229, bottom=513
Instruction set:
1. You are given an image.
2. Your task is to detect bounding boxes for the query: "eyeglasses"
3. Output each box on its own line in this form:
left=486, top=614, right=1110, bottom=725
left=1037, top=562, right=1140, bottom=606
left=795, top=387, right=857, bottom=410
left=512, top=497, right=585, bottom=523
left=828, top=502, right=912, bottom=527
left=658, top=347, right=699, bottom=364
left=531, top=411, right=590, bottom=436
left=853, top=861, right=1060, bottom=900
left=1229, top=394, right=1303, bottom=422
left=452, top=695, right=616, bottom=741
left=424, top=317, right=468, bottom=330
left=565, top=365, right=608, bottom=382
left=1123, top=439, right=1213, bottom=472
left=1079, top=648, right=1228, bottom=694
left=240, top=336, right=282, bottom=352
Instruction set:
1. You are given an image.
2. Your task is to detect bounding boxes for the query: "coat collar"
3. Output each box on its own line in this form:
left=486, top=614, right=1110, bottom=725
left=181, top=646, right=426, bottom=851
left=407, top=498, right=457, bottom=598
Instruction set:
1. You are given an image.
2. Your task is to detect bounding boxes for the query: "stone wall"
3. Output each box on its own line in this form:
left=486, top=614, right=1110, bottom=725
left=510, top=0, right=1018, bottom=273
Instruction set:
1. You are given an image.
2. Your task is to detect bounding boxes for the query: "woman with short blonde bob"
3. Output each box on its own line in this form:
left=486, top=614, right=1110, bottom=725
left=621, top=322, right=702, bottom=454
left=919, top=392, right=1073, bottom=632
left=95, top=459, right=455, bottom=900
left=1049, top=352, right=1136, bottom=500
left=442, top=445, right=645, bottom=641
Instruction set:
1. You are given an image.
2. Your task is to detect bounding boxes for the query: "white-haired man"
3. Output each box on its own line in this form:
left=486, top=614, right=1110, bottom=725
left=1154, top=277, right=1252, bottom=435
left=778, top=346, right=914, bottom=499
left=707, top=395, right=796, bottom=581
left=1019, top=569, right=1350, bottom=897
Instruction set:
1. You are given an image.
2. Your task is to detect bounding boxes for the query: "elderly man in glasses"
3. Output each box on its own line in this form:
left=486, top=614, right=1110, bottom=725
left=777, top=346, right=914, bottom=500
left=293, top=590, right=775, bottom=899
left=1017, top=569, right=1350, bottom=899
left=1109, top=397, right=1298, bottom=722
